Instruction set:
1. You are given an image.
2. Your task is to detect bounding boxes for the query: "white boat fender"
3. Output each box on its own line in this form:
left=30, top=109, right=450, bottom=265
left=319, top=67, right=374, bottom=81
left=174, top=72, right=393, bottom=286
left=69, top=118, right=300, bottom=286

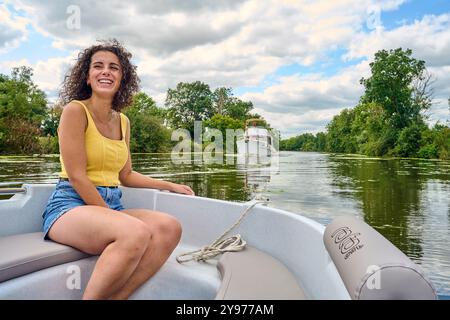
left=323, top=216, right=437, bottom=300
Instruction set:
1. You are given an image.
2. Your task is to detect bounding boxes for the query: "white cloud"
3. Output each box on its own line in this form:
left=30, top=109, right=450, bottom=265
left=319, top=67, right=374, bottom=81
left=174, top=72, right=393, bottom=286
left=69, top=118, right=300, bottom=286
left=0, top=4, right=29, bottom=53
left=0, top=53, right=78, bottom=100
left=345, top=14, right=450, bottom=67
left=254, top=107, right=344, bottom=137
left=238, top=61, right=370, bottom=136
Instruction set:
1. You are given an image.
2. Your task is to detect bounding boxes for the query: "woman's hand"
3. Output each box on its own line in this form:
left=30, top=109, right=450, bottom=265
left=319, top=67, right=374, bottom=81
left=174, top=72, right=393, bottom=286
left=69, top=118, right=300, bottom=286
left=169, top=183, right=195, bottom=196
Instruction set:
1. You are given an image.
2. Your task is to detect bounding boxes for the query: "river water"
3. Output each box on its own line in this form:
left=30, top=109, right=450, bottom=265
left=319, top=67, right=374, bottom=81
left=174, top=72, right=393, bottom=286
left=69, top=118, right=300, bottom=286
left=1, top=151, right=449, bottom=296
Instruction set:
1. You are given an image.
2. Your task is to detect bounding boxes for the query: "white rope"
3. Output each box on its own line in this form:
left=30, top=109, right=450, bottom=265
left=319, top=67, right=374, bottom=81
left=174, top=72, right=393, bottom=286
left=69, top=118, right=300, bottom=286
left=176, top=198, right=269, bottom=263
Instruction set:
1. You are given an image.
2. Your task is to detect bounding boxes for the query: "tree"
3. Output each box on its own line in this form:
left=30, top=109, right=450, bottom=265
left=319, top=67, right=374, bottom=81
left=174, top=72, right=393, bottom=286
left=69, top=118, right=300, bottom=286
left=0, top=66, right=47, bottom=124
left=315, top=132, right=327, bottom=151
left=0, top=66, right=47, bottom=154
left=211, top=87, right=254, bottom=120
left=325, top=108, right=357, bottom=153
left=0, top=117, right=41, bottom=154
left=350, top=102, right=394, bottom=156
left=447, top=98, right=450, bottom=127
left=128, top=113, right=171, bottom=153
left=360, top=48, right=428, bottom=130
left=203, top=114, right=244, bottom=135
left=126, top=92, right=165, bottom=119
left=41, top=103, right=63, bottom=136
left=165, top=81, right=213, bottom=133
left=124, top=92, right=171, bottom=153
left=227, top=99, right=254, bottom=120
left=411, top=69, right=434, bottom=121
left=395, top=124, right=422, bottom=157
left=212, top=87, right=234, bottom=115
left=279, top=132, right=326, bottom=152
left=428, top=123, right=450, bottom=160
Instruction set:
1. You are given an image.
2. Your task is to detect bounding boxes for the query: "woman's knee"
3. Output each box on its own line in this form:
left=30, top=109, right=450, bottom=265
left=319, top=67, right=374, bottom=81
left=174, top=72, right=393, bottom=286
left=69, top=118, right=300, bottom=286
left=157, top=216, right=182, bottom=248
left=115, top=219, right=152, bottom=256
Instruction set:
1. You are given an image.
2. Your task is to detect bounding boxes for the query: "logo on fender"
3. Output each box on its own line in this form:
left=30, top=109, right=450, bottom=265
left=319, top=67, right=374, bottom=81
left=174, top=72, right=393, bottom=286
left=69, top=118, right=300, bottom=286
left=331, top=226, right=364, bottom=260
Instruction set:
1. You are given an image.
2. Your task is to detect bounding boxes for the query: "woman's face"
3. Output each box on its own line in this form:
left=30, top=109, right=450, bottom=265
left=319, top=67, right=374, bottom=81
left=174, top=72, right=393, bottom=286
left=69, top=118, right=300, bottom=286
left=87, top=50, right=122, bottom=98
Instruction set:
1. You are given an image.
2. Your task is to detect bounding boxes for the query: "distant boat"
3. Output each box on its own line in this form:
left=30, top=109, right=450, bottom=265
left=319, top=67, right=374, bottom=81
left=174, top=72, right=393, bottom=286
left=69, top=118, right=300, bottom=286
left=237, top=119, right=278, bottom=158
left=0, top=184, right=437, bottom=299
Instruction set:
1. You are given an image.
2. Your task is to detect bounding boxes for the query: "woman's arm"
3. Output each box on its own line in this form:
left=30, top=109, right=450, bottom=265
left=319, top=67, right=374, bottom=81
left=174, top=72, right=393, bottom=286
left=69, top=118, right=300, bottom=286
left=58, top=102, right=110, bottom=207
left=119, top=116, right=194, bottom=195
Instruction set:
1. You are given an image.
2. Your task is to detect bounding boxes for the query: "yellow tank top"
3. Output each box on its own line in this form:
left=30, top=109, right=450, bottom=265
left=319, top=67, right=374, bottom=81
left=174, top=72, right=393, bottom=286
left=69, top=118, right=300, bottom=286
left=59, top=100, right=129, bottom=186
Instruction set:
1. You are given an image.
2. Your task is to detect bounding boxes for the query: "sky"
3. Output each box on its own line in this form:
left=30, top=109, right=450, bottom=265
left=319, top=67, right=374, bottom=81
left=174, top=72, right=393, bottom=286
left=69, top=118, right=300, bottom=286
left=1, top=0, right=449, bottom=138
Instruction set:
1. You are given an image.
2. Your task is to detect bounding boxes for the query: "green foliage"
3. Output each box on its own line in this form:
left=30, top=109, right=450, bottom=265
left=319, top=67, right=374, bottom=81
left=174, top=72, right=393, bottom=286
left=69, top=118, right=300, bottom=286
left=360, top=48, right=428, bottom=129
left=279, top=132, right=327, bottom=152
left=326, top=108, right=357, bottom=153
left=165, top=81, right=213, bottom=133
left=41, top=103, right=63, bottom=136
left=0, top=66, right=47, bottom=124
left=165, top=83, right=257, bottom=134
left=417, top=143, right=438, bottom=159
left=394, top=124, right=422, bottom=157
left=434, top=125, right=450, bottom=160
left=203, top=114, right=244, bottom=152
left=204, top=114, right=244, bottom=133
left=315, top=132, right=327, bottom=151
left=211, top=87, right=255, bottom=120
left=0, top=67, right=47, bottom=154
left=211, top=87, right=234, bottom=115
left=128, top=113, right=171, bottom=153
left=227, top=100, right=254, bottom=120
left=350, top=102, right=394, bottom=156
left=0, top=117, right=41, bottom=154
left=418, top=124, right=449, bottom=160
left=38, top=135, right=59, bottom=154
left=124, top=92, right=171, bottom=153
left=127, top=92, right=165, bottom=119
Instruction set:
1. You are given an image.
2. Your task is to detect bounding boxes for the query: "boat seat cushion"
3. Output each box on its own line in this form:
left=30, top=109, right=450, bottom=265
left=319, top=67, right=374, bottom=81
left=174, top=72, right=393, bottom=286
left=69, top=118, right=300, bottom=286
left=0, top=232, right=90, bottom=283
left=216, top=246, right=306, bottom=299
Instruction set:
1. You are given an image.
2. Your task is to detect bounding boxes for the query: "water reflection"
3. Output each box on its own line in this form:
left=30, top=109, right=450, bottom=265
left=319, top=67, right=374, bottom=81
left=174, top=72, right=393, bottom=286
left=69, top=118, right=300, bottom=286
left=327, top=157, right=426, bottom=258
left=236, top=154, right=278, bottom=198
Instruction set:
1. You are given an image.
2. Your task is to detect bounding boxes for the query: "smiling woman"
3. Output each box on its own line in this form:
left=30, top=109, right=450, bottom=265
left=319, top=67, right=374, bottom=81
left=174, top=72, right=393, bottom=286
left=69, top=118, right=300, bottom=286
left=59, top=39, right=139, bottom=113
left=42, top=39, right=195, bottom=300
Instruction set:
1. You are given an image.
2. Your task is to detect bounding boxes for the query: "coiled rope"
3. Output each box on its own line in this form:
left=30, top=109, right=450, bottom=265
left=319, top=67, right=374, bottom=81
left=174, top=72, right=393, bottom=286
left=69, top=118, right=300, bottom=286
left=176, top=198, right=269, bottom=263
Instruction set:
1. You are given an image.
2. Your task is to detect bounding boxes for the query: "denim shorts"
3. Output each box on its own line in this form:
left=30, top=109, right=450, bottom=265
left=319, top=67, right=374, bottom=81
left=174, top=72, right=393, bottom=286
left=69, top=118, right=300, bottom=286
left=41, top=180, right=125, bottom=240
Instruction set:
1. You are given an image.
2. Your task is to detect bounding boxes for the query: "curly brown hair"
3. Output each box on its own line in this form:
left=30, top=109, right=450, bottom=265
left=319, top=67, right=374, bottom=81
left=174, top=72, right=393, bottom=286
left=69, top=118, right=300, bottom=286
left=59, top=39, right=140, bottom=112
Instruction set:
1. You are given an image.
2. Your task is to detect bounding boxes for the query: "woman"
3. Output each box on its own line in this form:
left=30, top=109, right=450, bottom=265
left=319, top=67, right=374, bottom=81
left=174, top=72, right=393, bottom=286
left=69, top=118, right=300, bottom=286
left=41, top=39, right=194, bottom=300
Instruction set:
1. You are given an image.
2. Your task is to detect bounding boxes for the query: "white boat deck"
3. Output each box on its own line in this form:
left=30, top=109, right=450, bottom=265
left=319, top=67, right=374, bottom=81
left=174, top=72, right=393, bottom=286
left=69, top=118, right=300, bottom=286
left=128, top=244, right=222, bottom=300
left=0, top=184, right=350, bottom=299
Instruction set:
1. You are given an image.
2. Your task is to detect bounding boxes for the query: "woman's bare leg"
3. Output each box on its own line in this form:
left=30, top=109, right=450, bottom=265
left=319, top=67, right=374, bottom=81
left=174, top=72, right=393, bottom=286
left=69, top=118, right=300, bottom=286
left=108, top=209, right=182, bottom=300
left=47, top=205, right=152, bottom=300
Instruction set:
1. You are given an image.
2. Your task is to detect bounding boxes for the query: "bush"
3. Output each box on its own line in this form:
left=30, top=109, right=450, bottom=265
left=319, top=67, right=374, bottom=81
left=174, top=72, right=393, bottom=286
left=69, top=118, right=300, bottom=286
left=418, top=124, right=450, bottom=160
left=38, top=135, right=59, bottom=154
left=0, top=117, right=41, bottom=154
left=129, top=114, right=171, bottom=153
left=417, top=144, right=438, bottom=159
left=434, top=125, right=450, bottom=160
left=394, top=125, right=421, bottom=157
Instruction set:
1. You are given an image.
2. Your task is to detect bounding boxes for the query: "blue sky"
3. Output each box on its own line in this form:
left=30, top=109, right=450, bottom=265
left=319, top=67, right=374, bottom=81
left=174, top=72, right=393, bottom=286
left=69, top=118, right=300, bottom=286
left=1, top=0, right=449, bottom=137
left=382, top=0, right=450, bottom=29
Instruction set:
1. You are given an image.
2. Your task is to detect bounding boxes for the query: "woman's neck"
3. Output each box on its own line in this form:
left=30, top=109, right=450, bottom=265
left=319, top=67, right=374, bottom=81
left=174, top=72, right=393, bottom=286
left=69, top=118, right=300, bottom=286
left=88, top=94, right=115, bottom=123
